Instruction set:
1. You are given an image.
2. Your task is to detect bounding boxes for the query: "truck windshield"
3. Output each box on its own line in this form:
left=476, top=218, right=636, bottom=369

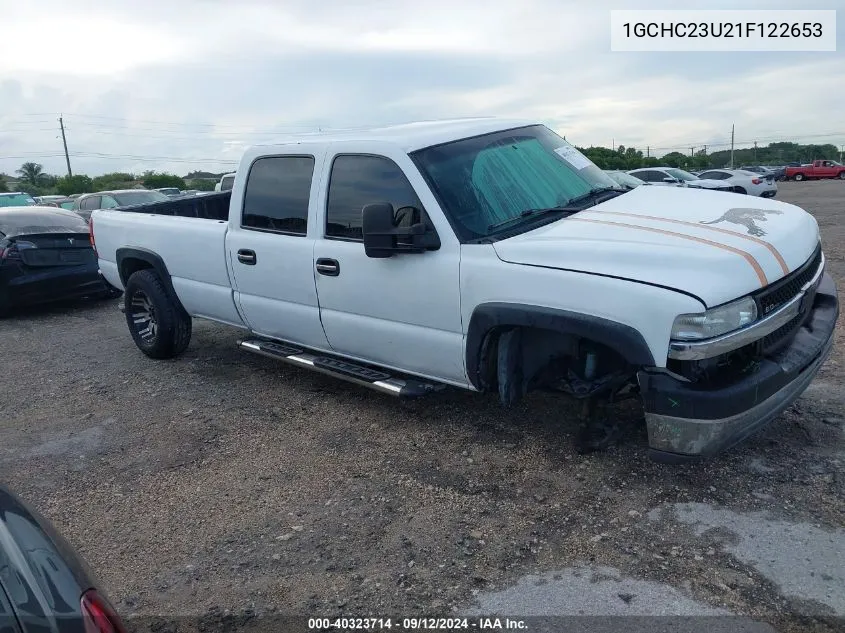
left=411, top=125, right=619, bottom=241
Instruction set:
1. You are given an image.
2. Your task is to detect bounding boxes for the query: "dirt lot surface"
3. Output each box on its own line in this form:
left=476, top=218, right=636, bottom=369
left=1, top=180, right=843, bottom=632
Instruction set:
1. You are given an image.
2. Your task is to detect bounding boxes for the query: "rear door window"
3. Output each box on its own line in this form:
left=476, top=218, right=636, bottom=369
left=242, top=156, right=314, bottom=235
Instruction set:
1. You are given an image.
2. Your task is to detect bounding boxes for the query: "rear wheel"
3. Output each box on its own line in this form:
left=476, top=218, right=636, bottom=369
left=735, top=186, right=747, bottom=195
left=124, top=269, right=191, bottom=359
left=838, top=172, right=845, bottom=180
left=794, top=173, right=805, bottom=181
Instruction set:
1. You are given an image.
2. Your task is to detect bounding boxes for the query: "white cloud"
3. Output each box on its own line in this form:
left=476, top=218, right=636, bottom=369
left=0, top=0, right=843, bottom=176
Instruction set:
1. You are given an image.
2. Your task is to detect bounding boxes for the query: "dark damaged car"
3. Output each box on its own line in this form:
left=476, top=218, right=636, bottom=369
left=0, top=207, right=120, bottom=317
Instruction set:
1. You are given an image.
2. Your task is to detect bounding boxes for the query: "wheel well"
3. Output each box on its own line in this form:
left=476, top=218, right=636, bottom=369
left=479, top=325, right=635, bottom=406
left=119, top=257, right=153, bottom=286
left=466, top=303, right=655, bottom=393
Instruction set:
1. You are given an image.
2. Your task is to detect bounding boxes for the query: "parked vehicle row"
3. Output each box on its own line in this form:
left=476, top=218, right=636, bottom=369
left=741, top=165, right=787, bottom=181
left=0, top=192, right=37, bottom=207
left=698, top=168, right=778, bottom=197
left=71, top=189, right=170, bottom=222
left=613, top=167, right=780, bottom=198
left=0, top=207, right=121, bottom=316
left=89, top=118, right=838, bottom=463
left=627, top=167, right=737, bottom=192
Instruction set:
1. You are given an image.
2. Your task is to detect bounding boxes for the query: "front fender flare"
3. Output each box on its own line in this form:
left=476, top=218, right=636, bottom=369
left=465, top=302, right=656, bottom=390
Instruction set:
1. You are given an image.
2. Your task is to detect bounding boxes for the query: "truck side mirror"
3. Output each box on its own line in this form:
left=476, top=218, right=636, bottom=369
left=362, top=203, right=439, bottom=259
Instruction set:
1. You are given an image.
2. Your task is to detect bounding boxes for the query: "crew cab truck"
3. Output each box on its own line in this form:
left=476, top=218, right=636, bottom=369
left=786, top=160, right=845, bottom=181
left=90, top=119, right=839, bottom=462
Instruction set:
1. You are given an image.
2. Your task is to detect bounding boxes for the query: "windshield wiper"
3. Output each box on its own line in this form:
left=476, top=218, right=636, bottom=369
left=486, top=187, right=623, bottom=232
left=559, top=186, right=624, bottom=209
left=487, top=207, right=570, bottom=231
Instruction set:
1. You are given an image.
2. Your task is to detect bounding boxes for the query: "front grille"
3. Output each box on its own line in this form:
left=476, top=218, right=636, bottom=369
left=759, top=311, right=807, bottom=355
left=754, top=245, right=822, bottom=316
left=670, top=245, right=824, bottom=381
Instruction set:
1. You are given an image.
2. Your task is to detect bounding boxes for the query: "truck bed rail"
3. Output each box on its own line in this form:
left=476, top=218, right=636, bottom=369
left=115, top=192, right=231, bottom=221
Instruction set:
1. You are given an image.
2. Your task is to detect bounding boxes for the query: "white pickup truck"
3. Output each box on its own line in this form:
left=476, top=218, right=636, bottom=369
left=90, top=119, right=839, bottom=462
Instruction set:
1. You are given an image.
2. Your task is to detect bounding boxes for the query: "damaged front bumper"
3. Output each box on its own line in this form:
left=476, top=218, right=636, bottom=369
left=638, top=273, right=839, bottom=463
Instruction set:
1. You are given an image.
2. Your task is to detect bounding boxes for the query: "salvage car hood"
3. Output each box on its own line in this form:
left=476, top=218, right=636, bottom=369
left=492, top=186, right=820, bottom=307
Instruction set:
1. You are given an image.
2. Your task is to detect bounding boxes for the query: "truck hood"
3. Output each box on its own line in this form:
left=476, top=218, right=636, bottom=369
left=492, top=186, right=820, bottom=307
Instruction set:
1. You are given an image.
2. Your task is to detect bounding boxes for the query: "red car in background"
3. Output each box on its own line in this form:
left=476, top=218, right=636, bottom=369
left=785, top=160, right=845, bottom=181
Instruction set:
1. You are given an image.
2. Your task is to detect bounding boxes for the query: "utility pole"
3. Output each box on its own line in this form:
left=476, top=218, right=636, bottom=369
left=730, top=124, right=735, bottom=169
left=646, top=146, right=650, bottom=158
left=840, top=144, right=843, bottom=163
left=690, top=147, right=695, bottom=157
left=612, top=138, right=615, bottom=152
left=58, top=116, right=72, bottom=177
left=753, top=140, right=758, bottom=163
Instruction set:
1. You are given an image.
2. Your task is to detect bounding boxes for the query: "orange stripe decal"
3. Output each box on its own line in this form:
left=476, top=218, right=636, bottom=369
left=584, top=210, right=789, bottom=275
left=568, top=217, right=769, bottom=286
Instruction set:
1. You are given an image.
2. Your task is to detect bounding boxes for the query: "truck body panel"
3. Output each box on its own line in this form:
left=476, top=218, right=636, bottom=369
left=492, top=185, right=820, bottom=307
left=90, top=118, right=839, bottom=461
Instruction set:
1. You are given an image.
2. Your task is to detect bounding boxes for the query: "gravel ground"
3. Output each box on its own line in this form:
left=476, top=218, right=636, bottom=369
left=1, top=180, right=843, bottom=633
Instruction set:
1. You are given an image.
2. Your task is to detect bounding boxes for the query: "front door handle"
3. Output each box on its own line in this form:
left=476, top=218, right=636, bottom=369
left=237, top=249, right=257, bottom=265
left=316, top=258, right=340, bottom=276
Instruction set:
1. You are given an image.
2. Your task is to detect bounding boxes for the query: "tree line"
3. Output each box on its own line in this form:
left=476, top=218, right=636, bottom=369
left=2, top=140, right=840, bottom=195
left=0, top=163, right=218, bottom=196
left=577, top=141, right=840, bottom=171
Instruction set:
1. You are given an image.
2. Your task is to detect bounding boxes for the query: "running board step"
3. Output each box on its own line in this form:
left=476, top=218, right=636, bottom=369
left=238, top=338, right=445, bottom=398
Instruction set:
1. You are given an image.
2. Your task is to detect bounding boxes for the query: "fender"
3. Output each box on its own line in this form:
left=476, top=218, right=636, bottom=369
left=116, top=247, right=185, bottom=311
left=465, top=302, right=656, bottom=390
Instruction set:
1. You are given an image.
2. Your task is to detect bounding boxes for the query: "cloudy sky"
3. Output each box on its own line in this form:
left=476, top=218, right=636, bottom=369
left=1, top=0, right=842, bottom=178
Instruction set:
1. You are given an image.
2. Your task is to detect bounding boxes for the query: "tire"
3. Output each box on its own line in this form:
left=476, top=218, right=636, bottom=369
left=735, top=186, right=747, bottom=195
left=838, top=172, right=845, bottom=180
left=794, top=173, right=805, bottom=182
left=124, top=269, right=191, bottom=359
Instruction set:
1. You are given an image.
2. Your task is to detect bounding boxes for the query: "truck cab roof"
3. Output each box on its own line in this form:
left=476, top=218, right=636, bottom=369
left=250, top=117, right=536, bottom=154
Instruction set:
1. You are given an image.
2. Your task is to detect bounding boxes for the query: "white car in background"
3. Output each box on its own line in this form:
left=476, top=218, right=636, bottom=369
left=627, top=167, right=735, bottom=192
left=698, top=169, right=778, bottom=198
left=603, top=170, right=647, bottom=189
left=214, top=173, right=236, bottom=192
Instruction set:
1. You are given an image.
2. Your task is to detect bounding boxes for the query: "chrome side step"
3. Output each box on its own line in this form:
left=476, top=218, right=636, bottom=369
left=238, top=338, right=445, bottom=398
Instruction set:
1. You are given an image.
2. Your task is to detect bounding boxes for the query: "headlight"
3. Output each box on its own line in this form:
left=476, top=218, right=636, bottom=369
left=670, top=296, right=758, bottom=341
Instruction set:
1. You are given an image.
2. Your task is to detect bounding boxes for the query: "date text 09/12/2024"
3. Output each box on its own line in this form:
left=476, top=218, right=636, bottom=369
left=307, top=617, right=527, bottom=630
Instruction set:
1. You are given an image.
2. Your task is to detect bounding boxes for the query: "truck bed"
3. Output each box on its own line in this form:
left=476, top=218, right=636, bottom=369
left=114, top=191, right=231, bottom=220
left=92, top=195, right=245, bottom=327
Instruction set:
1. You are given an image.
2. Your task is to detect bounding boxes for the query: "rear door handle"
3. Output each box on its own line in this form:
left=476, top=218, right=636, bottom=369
left=316, top=258, right=340, bottom=276
left=237, top=249, right=257, bottom=265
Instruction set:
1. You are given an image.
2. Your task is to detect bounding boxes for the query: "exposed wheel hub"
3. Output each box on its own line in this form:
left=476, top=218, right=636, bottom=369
left=130, top=291, right=157, bottom=342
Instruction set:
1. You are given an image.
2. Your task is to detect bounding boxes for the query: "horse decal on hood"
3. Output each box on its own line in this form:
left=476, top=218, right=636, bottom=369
left=700, top=207, right=783, bottom=237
